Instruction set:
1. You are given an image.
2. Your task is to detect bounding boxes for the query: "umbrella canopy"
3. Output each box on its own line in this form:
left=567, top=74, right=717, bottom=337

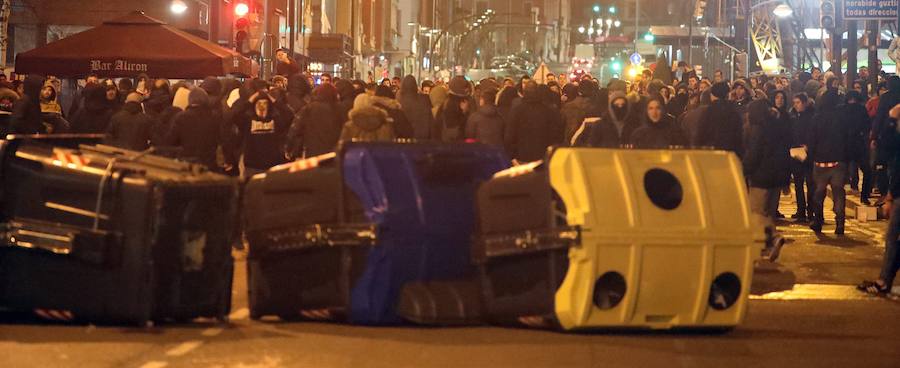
left=14, top=11, right=252, bottom=78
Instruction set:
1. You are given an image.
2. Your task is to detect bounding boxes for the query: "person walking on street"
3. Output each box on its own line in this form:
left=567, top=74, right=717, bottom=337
left=339, top=94, right=396, bottom=143
left=240, top=90, right=291, bottom=176
left=744, top=96, right=793, bottom=261
left=397, top=75, right=433, bottom=140
left=575, top=91, right=640, bottom=148
left=809, top=91, right=851, bottom=234
left=466, top=87, right=504, bottom=147
left=167, top=88, right=221, bottom=170
left=858, top=103, right=900, bottom=296
left=504, top=81, right=563, bottom=163
left=9, top=75, right=47, bottom=134
left=790, top=93, right=816, bottom=221
left=696, top=82, right=744, bottom=156
left=629, top=97, right=688, bottom=149
left=844, top=90, right=874, bottom=204
left=286, top=84, right=342, bottom=159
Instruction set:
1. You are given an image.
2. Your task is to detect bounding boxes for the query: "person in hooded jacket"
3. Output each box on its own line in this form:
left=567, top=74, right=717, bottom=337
left=582, top=91, right=641, bottom=148
left=105, top=92, right=156, bottom=151
left=69, top=82, right=116, bottom=133
left=561, top=80, right=602, bottom=143
left=144, top=79, right=172, bottom=117
left=466, top=87, right=504, bottom=147
left=696, top=82, right=744, bottom=156
left=843, top=90, right=873, bottom=204
left=398, top=75, right=434, bottom=140
left=629, top=97, right=688, bottom=149
left=239, top=90, right=291, bottom=175
left=150, top=84, right=191, bottom=146
left=334, top=79, right=357, bottom=123
left=340, top=94, right=396, bottom=142
left=9, top=75, right=46, bottom=134
left=808, top=91, right=851, bottom=234
left=429, top=84, right=449, bottom=118
left=743, top=95, right=792, bottom=261
left=504, top=81, right=563, bottom=162
left=287, top=84, right=343, bottom=158
left=38, top=82, right=70, bottom=133
left=0, top=82, right=18, bottom=135
left=285, top=73, right=313, bottom=114
left=372, top=85, right=413, bottom=139
left=166, top=88, right=222, bottom=170
left=872, top=76, right=900, bottom=203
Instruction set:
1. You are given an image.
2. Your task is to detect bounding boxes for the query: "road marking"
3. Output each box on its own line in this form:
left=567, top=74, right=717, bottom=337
left=138, top=361, right=168, bottom=368
left=201, top=327, right=224, bottom=337
left=165, top=340, right=204, bottom=357
left=229, top=308, right=249, bottom=320
left=751, top=284, right=885, bottom=301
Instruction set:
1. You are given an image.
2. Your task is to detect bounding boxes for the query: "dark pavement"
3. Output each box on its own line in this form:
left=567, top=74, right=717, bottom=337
left=1, top=191, right=899, bottom=368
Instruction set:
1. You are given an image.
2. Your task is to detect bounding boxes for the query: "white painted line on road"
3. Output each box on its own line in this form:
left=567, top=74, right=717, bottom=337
left=201, top=327, right=224, bottom=337
left=165, top=340, right=204, bottom=357
left=751, top=284, right=880, bottom=301
left=138, top=361, right=168, bottom=368
left=229, top=308, right=249, bottom=320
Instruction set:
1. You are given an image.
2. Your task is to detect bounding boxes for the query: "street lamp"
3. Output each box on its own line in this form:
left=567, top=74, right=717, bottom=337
left=772, top=4, right=793, bottom=18
left=170, top=0, right=188, bottom=14
left=578, top=26, right=586, bottom=34
left=593, top=5, right=600, bottom=13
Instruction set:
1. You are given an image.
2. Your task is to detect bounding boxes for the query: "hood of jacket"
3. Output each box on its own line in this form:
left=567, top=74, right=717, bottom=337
left=400, top=75, right=419, bottom=97
left=607, top=91, right=631, bottom=122
left=429, top=85, right=449, bottom=108
left=288, top=74, right=312, bottom=97
left=369, top=95, right=401, bottom=110
left=349, top=105, right=389, bottom=132
left=23, top=75, right=44, bottom=104
left=172, top=87, right=191, bottom=110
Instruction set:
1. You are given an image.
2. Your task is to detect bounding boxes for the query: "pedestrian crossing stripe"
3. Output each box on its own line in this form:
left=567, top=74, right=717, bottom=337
left=750, top=284, right=899, bottom=301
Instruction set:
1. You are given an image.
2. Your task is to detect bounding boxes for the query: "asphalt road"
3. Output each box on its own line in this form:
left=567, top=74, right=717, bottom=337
left=1, top=193, right=899, bottom=368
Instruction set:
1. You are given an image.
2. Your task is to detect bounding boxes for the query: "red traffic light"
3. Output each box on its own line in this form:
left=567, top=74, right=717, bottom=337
left=235, top=2, right=249, bottom=17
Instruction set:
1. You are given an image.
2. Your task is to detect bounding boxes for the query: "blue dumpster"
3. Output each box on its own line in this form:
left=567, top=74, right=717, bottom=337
left=245, top=142, right=509, bottom=324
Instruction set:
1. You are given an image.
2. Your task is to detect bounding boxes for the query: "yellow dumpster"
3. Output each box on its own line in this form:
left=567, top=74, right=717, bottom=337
left=550, top=148, right=757, bottom=330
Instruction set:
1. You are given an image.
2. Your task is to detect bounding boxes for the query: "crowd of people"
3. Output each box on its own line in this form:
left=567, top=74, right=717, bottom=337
left=0, top=59, right=898, bottom=296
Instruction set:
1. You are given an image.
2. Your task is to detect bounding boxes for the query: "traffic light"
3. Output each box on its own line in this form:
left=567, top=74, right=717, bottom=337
left=234, top=1, right=251, bottom=54
left=611, top=60, right=622, bottom=72
left=820, top=1, right=835, bottom=30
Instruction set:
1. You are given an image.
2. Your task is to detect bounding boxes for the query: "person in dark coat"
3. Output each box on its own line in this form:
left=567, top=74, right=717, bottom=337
left=871, top=76, right=900, bottom=204
left=696, top=82, right=744, bottom=157
left=104, top=92, right=155, bottom=151
left=167, top=88, right=221, bottom=170
left=560, top=80, right=602, bottom=144
left=743, top=97, right=792, bottom=260
left=334, top=79, right=357, bottom=123
left=843, top=90, right=873, bottom=204
left=284, top=73, right=312, bottom=115
left=496, top=86, right=519, bottom=122
left=789, top=93, right=816, bottom=221
left=667, top=83, right=690, bottom=118
left=398, top=75, right=434, bottom=140
left=69, top=83, right=115, bottom=133
left=504, top=81, right=563, bottom=163
left=808, top=91, right=851, bottom=234
left=371, top=85, right=413, bottom=139
left=434, top=94, right=471, bottom=142
left=9, top=75, right=46, bottom=134
left=629, top=97, right=688, bottom=149
left=581, top=91, right=640, bottom=148
left=466, top=87, right=504, bottom=147
left=286, top=84, right=343, bottom=158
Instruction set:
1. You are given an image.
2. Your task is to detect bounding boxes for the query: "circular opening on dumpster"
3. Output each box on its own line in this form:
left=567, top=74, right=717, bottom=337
left=643, top=168, right=683, bottom=210
left=593, top=272, right=627, bottom=310
left=708, top=272, right=742, bottom=310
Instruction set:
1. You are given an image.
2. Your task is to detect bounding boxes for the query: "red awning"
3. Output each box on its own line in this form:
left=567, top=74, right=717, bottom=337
left=14, top=11, right=252, bottom=78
